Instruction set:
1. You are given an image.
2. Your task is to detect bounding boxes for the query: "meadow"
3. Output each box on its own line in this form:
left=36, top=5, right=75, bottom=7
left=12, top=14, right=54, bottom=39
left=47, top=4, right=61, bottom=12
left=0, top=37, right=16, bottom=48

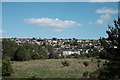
left=3, top=58, right=105, bottom=78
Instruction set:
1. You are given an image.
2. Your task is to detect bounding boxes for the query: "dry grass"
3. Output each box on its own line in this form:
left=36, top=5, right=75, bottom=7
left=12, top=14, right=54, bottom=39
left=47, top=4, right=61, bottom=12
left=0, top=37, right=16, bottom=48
left=4, top=58, right=105, bottom=78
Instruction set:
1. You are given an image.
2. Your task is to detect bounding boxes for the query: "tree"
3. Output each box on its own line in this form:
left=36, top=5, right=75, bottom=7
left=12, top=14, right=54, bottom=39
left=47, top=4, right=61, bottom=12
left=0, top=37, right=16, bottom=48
left=32, top=37, right=36, bottom=40
left=2, top=57, right=13, bottom=76
left=14, top=46, right=30, bottom=61
left=38, top=47, right=49, bottom=59
left=99, top=38, right=110, bottom=59
left=23, top=42, right=49, bottom=59
left=100, top=17, right=120, bottom=78
left=46, top=45, right=55, bottom=59
left=2, top=39, right=18, bottom=60
left=52, top=37, right=57, bottom=40
left=99, top=49, right=108, bottom=59
left=23, top=42, right=39, bottom=59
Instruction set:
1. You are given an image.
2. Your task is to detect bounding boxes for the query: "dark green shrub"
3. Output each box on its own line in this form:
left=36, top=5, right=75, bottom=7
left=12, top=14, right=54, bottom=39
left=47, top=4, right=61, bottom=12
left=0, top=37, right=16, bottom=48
left=29, top=74, right=37, bottom=80
left=104, top=61, right=107, bottom=64
left=82, top=71, right=89, bottom=78
left=91, top=59, right=93, bottom=62
left=97, top=59, right=101, bottom=63
left=66, top=55, right=73, bottom=58
left=2, top=57, right=13, bottom=76
left=73, top=53, right=80, bottom=58
left=97, top=63, right=100, bottom=67
left=60, top=55, right=65, bottom=58
left=49, top=53, right=60, bottom=59
left=83, top=61, right=89, bottom=67
left=62, top=60, right=70, bottom=66
left=31, top=53, right=40, bottom=60
left=91, top=68, right=101, bottom=78
left=103, top=61, right=107, bottom=66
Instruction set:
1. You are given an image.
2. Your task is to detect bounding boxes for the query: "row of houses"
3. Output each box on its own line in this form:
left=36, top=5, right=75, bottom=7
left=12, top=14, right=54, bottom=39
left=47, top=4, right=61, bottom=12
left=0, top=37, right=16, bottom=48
left=7, top=38, right=99, bottom=48
left=57, top=49, right=89, bottom=56
left=1, top=38, right=102, bottom=56
left=54, top=47, right=93, bottom=56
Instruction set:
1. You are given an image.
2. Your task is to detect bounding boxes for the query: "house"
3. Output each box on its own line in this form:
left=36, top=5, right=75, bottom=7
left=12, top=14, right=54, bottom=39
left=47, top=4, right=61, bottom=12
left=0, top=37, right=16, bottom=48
left=62, top=49, right=81, bottom=56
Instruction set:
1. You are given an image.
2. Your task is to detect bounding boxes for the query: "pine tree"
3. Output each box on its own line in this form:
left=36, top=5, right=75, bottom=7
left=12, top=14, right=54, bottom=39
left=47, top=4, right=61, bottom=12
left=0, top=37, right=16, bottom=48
left=100, top=17, right=120, bottom=78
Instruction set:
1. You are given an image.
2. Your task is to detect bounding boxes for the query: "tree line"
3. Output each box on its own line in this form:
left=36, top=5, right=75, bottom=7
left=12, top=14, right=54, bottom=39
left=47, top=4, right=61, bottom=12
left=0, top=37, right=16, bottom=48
left=2, top=39, right=50, bottom=61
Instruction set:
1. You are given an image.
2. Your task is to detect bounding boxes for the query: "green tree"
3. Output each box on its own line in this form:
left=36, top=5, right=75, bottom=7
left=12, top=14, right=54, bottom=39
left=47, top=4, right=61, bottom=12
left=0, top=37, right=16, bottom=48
left=52, top=37, right=57, bottom=40
left=99, top=49, right=108, bottom=59
left=99, top=38, right=110, bottom=59
left=2, top=57, right=13, bottom=76
left=23, top=42, right=39, bottom=59
left=23, top=42, right=49, bottom=59
left=38, top=47, right=49, bottom=59
left=46, top=45, right=55, bottom=59
left=14, top=46, right=30, bottom=61
left=2, top=39, right=18, bottom=60
left=100, top=17, right=120, bottom=78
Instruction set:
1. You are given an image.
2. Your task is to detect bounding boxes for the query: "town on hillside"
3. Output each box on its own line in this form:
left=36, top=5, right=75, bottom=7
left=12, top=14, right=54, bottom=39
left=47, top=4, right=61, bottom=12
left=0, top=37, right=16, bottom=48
left=0, top=38, right=103, bottom=56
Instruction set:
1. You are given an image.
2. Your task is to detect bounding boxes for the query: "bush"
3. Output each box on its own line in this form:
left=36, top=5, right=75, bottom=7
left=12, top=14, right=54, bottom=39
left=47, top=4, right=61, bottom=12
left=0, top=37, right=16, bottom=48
left=78, top=61, right=81, bottom=63
left=2, top=57, right=13, bottom=76
left=82, top=71, right=89, bottom=78
left=66, top=55, right=73, bottom=58
left=97, top=63, right=100, bottom=67
left=103, top=61, right=107, bottom=66
left=31, top=53, right=40, bottom=60
left=83, top=61, right=89, bottom=67
left=91, top=59, right=93, bottom=62
left=91, top=68, right=101, bottom=78
left=62, top=60, right=70, bottom=66
left=73, top=53, right=80, bottom=58
left=29, top=74, right=37, bottom=80
left=97, top=59, right=101, bottom=63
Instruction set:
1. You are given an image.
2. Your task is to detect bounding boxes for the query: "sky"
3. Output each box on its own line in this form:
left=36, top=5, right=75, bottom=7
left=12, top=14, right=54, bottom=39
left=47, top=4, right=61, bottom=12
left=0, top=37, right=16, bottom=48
left=1, top=2, right=118, bottom=39
left=1, top=0, right=119, bottom=2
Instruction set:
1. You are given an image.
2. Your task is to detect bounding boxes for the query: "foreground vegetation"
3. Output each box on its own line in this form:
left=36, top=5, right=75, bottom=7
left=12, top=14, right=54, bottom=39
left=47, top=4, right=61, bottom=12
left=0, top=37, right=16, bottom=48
left=3, top=58, right=105, bottom=78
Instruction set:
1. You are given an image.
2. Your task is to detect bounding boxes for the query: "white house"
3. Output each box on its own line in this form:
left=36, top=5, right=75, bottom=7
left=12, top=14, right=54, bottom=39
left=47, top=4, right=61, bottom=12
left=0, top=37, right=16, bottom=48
left=62, top=49, right=81, bottom=56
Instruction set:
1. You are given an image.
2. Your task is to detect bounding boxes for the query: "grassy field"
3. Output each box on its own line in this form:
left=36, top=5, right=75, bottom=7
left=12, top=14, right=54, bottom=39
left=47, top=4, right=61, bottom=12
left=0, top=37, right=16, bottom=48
left=4, top=58, right=105, bottom=78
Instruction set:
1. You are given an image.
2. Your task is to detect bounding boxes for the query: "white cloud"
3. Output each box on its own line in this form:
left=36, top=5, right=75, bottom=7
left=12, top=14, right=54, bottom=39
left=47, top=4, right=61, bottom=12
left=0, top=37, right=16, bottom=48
left=0, top=29, right=6, bottom=34
left=96, top=14, right=111, bottom=24
left=89, top=14, right=111, bottom=25
left=25, top=18, right=81, bottom=28
left=96, top=7, right=118, bottom=14
left=53, top=29, right=63, bottom=32
left=90, top=0, right=119, bottom=2
left=89, top=7, right=116, bottom=25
